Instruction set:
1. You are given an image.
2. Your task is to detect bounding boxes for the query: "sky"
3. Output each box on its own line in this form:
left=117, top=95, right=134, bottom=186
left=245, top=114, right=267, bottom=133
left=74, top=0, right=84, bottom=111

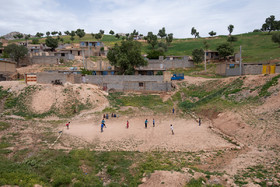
left=0, top=0, right=279, bottom=38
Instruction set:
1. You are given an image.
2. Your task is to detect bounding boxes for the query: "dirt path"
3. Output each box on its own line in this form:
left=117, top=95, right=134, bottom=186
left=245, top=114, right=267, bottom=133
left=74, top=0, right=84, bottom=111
left=62, top=115, right=235, bottom=152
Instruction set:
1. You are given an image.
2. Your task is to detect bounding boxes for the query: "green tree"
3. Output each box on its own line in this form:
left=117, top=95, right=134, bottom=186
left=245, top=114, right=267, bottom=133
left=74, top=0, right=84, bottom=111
left=195, top=32, right=200, bottom=38
left=14, top=34, right=23, bottom=39
left=157, top=42, right=168, bottom=52
left=51, top=31, right=58, bottom=36
left=99, top=30, right=105, bottom=35
left=131, top=29, right=139, bottom=36
left=147, top=49, right=165, bottom=59
left=228, top=24, right=234, bottom=35
left=69, top=31, right=76, bottom=41
left=227, top=36, right=238, bottom=43
left=46, top=31, right=50, bottom=37
left=95, top=33, right=102, bottom=40
left=0, top=42, right=2, bottom=48
left=166, top=33, right=173, bottom=45
left=109, top=30, right=115, bottom=35
left=91, top=33, right=95, bottom=39
left=261, top=23, right=269, bottom=31
left=272, top=32, right=280, bottom=47
left=4, top=44, right=28, bottom=66
left=216, top=43, right=234, bottom=59
left=191, top=27, right=197, bottom=38
left=146, top=32, right=158, bottom=49
left=264, top=15, right=277, bottom=33
left=115, top=33, right=120, bottom=39
left=192, top=48, right=204, bottom=64
left=45, top=37, right=58, bottom=51
left=158, top=27, right=166, bottom=39
left=24, top=34, right=31, bottom=41
left=208, top=31, right=216, bottom=37
left=76, top=29, right=86, bottom=39
left=32, top=38, right=39, bottom=44
left=107, top=40, right=147, bottom=75
left=64, top=31, right=70, bottom=35
left=35, top=32, right=44, bottom=38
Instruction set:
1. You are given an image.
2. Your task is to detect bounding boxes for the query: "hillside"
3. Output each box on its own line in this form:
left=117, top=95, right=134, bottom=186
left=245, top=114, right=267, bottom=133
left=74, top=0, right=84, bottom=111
left=8, top=31, right=280, bottom=63
left=0, top=74, right=280, bottom=186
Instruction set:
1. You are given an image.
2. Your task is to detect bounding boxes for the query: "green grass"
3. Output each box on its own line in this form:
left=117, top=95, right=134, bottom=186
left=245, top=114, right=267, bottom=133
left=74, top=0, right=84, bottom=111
left=0, top=149, right=210, bottom=186
left=108, top=92, right=173, bottom=113
left=0, top=121, right=10, bottom=131
left=177, top=78, right=245, bottom=112
left=259, top=74, right=280, bottom=97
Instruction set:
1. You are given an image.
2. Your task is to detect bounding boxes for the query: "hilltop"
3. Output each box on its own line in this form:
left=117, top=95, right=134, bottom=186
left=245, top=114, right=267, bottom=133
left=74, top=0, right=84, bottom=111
left=6, top=31, right=280, bottom=63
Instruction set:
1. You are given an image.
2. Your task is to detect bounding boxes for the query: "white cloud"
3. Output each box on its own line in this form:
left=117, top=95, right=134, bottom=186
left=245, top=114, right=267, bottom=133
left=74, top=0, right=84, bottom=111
left=0, top=0, right=280, bottom=38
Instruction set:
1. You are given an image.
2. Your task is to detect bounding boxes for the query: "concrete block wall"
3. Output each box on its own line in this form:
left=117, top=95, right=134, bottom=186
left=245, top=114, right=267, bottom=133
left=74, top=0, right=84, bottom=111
left=146, top=56, right=193, bottom=70
left=85, top=75, right=171, bottom=92
left=32, top=56, right=59, bottom=65
left=275, top=65, right=280, bottom=73
left=32, top=56, right=72, bottom=65
left=243, top=65, right=262, bottom=75
left=37, top=72, right=68, bottom=84
left=226, top=67, right=242, bottom=76
left=36, top=73, right=171, bottom=92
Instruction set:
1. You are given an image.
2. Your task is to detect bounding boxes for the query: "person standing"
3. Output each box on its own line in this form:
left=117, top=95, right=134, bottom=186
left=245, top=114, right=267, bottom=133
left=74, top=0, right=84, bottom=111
left=66, top=122, right=70, bottom=129
left=170, top=124, right=174, bottom=135
left=145, top=119, right=148, bottom=128
left=127, top=120, right=129, bottom=128
left=101, top=123, right=104, bottom=132
left=153, top=118, right=155, bottom=127
left=172, top=108, right=175, bottom=114
left=102, top=118, right=106, bottom=128
left=199, top=118, right=201, bottom=126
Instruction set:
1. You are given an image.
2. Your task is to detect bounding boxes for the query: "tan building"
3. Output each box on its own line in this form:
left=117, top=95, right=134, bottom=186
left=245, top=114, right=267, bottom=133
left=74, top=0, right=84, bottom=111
left=0, top=59, right=17, bottom=80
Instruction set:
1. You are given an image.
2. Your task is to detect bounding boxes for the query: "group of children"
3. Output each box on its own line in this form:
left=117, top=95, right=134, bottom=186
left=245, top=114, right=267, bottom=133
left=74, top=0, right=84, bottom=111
left=66, top=108, right=202, bottom=135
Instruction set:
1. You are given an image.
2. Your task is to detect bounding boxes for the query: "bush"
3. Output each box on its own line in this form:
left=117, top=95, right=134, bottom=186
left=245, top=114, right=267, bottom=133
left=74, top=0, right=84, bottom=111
left=192, top=48, right=204, bottom=64
left=147, top=49, right=165, bottom=59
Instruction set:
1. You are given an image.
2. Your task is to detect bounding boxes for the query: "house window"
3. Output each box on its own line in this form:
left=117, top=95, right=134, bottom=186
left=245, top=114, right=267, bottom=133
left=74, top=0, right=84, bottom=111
left=139, top=82, right=144, bottom=87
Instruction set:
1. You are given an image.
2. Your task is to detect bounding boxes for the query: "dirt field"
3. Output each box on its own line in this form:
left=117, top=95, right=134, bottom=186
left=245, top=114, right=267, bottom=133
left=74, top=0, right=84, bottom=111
left=62, top=114, right=235, bottom=152
left=1, top=74, right=280, bottom=186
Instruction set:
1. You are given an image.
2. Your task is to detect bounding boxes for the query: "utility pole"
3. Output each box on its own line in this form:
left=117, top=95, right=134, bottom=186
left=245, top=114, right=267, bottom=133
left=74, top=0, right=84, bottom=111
left=82, top=50, right=86, bottom=70
left=204, top=51, right=207, bottom=71
left=239, top=46, right=242, bottom=76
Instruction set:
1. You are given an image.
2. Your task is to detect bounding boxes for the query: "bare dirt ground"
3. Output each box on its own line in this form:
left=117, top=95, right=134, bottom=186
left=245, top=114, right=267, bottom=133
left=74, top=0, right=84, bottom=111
left=139, top=171, right=189, bottom=187
left=61, top=114, right=235, bottom=152
left=1, top=74, right=280, bottom=186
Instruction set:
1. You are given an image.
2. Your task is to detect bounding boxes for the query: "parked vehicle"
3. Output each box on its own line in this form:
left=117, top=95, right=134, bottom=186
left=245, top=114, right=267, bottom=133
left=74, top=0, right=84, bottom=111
left=171, top=73, right=184, bottom=81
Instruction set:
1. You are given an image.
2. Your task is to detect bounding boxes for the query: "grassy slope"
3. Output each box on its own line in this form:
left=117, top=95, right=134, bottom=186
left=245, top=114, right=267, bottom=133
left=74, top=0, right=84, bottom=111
left=10, top=31, right=280, bottom=63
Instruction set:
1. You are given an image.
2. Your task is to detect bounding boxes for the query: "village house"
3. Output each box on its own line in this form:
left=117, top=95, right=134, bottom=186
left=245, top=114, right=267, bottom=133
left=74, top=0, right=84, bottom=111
left=0, top=59, right=16, bottom=81
left=135, top=56, right=193, bottom=75
left=79, top=41, right=105, bottom=57
left=205, top=50, right=220, bottom=61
